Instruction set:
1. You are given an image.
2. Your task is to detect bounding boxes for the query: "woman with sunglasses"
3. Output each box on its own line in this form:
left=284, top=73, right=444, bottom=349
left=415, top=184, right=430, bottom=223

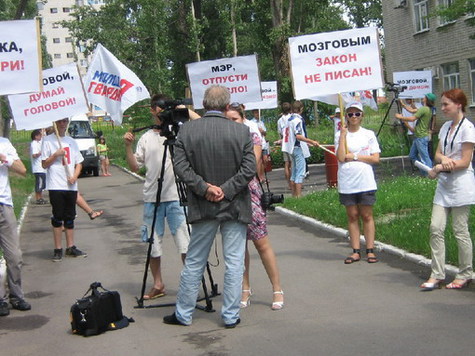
left=225, top=103, right=284, bottom=311
left=421, top=89, right=475, bottom=291
left=336, top=102, right=381, bottom=264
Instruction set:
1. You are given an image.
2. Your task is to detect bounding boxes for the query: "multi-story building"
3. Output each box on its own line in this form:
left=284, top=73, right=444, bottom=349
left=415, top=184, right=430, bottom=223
left=382, top=0, right=475, bottom=121
left=37, top=0, right=104, bottom=75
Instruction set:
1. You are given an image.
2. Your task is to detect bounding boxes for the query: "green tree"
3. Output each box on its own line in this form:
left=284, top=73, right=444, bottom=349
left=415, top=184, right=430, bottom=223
left=340, top=0, right=382, bottom=28
left=435, top=0, right=475, bottom=38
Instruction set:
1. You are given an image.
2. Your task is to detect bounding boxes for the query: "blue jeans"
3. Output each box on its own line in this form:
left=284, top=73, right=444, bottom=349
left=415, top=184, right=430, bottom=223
left=175, top=220, right=247, bottom=325
left=409, top=136, right=432, bottom=175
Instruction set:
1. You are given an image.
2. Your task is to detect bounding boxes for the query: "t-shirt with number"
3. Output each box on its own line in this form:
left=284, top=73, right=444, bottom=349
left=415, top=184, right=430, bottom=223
left=335, top=127, right=380, bottom=194
left=282, top=113, right=310, bottom=158
left=0, top=137, right=19, bottom=206
left=41, top=134, right=84, bottom=191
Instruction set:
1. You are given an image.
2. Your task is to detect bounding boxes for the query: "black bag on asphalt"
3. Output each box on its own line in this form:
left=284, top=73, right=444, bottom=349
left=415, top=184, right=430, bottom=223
left=70, top=282, right=133, bottom=336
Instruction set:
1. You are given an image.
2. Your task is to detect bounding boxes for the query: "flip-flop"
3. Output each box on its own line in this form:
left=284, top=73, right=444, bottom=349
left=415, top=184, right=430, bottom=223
left=144, top=288, right=166, bottom=300
left=88, top=210, right=104, bottom=220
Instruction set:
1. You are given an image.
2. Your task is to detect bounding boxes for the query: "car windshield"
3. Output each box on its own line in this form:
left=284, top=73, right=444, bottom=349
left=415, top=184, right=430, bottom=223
left=68, top=121, right=94, bottom=138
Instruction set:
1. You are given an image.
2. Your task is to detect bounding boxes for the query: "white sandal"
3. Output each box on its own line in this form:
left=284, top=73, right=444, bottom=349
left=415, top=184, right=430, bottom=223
left=271, top=290, right=284, bottom=310
left=240, top=289, right=252, bottom=308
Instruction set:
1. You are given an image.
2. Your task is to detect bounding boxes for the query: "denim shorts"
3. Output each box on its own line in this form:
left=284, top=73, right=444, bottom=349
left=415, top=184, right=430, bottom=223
left=290, top=146, right=306, bottom=184
left=141, top=201, right=189, bottom=257
left=339, top=190, right=377, bottom=206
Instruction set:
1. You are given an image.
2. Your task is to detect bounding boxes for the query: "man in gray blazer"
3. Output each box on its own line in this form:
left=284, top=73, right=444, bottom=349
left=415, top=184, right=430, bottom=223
left=164, top=85, right=256, bottom=328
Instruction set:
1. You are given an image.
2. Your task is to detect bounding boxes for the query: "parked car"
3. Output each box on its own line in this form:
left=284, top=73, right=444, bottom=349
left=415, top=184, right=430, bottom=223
left=68, top=114, right=102, bottom=176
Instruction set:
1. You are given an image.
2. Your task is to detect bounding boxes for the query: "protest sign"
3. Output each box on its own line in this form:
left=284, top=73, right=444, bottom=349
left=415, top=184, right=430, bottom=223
left=8, top=63, right=89, bottom=130
left=0, top=19, right=42, bottom=95
left=289, top=27, right=383, bottom=99
left=243, top=81, right=278, bottom=110
left=186, top=55, right=261, bottom=109
left=84, top=44, right=150, bottom=123
left=393, top=70, right=432, bottom=98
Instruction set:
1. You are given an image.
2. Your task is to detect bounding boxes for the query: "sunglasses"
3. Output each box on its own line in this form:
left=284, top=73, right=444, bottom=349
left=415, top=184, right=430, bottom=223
left=230, top=102, right=242, bottom=109
left=347, top=112, right=362, bottom=118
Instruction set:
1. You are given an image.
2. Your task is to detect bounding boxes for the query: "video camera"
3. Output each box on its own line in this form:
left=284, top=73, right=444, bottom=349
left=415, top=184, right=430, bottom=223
left=386, top=82, right=407, bottom=94
left=132, top=98, right=192, bottom=139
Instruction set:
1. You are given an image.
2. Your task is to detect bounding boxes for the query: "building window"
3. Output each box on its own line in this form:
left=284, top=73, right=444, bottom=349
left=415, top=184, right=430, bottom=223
left=414, top=0, right=429, bottom=32
left=441, top=62, right=460, bottom=90
left=63, top=7, right=71, bottom=13
left=53, top=38, right=60, bottom=44
left=50, top=8, right=58, bottom=14
left=469, top=59, right=475, bottom=104
left=438, top=0, right=456, bottom=26
left=54, top=54, right=61, bottom=59
left=67, top=53, right=75, bottom=58
left=52, top=23, right=60, bottom=29
left=65, top=37, right=73, bottom=43
left=80, top=59, right=88, bottom=67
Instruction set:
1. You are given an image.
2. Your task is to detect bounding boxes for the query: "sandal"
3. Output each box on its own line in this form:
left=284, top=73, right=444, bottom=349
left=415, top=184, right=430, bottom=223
left=88, top=210, right=104, bottom=220
left=240, top=289, right=252, bottom=308
left=271, top=290, right=284, bottom=311
left=144, top=287, right=166, bottom=300
left=446, top=279, right=471, bottom=289
left=344, top=249, right=361, bottom=264
left=366, top=248, right=379, bottom=263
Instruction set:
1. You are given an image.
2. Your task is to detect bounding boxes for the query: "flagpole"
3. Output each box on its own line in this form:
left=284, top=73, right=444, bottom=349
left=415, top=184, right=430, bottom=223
left=338, top=93, right=348, bottom=153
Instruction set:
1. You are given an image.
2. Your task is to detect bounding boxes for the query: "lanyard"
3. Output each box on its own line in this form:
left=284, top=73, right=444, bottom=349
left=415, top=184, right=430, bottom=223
left=443, top=118, right=465, bottom=155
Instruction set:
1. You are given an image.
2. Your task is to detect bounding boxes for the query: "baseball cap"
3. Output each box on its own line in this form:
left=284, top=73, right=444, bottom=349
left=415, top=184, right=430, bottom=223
left=345, top=102, right=363, bottom=112
left=425, top=93, right=436, bottom=103
left=335, top=107, right=341, bottom=114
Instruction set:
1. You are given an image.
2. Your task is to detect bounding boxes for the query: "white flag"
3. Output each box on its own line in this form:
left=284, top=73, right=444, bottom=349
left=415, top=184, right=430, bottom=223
left=84, top=44, right=150, bottom=123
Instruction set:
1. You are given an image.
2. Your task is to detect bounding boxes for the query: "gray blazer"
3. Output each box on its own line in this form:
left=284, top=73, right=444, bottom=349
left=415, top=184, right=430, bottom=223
left=173, top=112, right=256, bottom=224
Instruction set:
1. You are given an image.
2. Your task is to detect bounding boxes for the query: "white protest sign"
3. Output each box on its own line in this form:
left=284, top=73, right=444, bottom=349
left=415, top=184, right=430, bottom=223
left=8, top=63, right=89, bottom=130
left=0, top=19, right=42, bottom=95
left=186, top=55, right=261, bottom=109
left=289, top=27, right=383, bottom=99
left=243, top=81, right=278, bottom=110
left=84, top=44, right=150, bottom=123
left=393, top=71, right=432, bottom=98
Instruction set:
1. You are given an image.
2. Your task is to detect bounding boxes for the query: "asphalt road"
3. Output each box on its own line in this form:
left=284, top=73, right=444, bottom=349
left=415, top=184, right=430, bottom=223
left=1, top=162, right=474, bottom=356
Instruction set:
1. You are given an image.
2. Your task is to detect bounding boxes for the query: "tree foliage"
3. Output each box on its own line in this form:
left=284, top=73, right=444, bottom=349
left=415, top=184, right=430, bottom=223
left=435, top=0, right=475, bottom=39
left=59, top=0, right=356, bottom=100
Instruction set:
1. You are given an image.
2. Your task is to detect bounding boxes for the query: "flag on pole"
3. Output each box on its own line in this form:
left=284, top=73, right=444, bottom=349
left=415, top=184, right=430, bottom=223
left=84, top=44, right=150, bottom=123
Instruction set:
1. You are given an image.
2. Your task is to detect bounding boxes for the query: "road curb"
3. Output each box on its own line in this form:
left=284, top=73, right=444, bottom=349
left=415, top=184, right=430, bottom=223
left=275, top=206, right=459, bottom=276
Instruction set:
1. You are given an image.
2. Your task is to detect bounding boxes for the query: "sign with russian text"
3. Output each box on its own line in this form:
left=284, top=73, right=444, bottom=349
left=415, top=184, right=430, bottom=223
left=84, top=44, right=150, bottom=123
left=289, top=27, right=383, bottom=99
left=243, top=81, right=278, bottom=110
left=8, top=63, right=89, bottom=130
left=0, top=19, right=42, bottom=95
left=186, top=55, right=261, bottom=109
left=393, top=71, right=432, bottom=98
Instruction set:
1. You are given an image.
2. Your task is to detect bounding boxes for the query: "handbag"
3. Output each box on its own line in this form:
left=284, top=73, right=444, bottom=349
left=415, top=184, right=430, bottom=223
left=70, top=282, right=133, bottom=336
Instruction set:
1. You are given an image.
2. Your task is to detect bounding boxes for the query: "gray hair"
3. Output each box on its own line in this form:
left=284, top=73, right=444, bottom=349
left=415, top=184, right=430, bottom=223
left=202, top=85, right=230, bottom=111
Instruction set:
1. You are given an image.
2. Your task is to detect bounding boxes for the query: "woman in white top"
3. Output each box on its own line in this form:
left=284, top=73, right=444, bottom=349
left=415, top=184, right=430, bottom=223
left=336, top=102, right=381, bottom=264
left=422, top=89, right=475, bottom=290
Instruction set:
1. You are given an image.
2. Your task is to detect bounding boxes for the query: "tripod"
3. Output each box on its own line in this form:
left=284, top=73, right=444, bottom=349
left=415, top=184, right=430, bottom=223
left=135, top=136, right=219, bottom=311
left=376, top=88, right=411, bottom=172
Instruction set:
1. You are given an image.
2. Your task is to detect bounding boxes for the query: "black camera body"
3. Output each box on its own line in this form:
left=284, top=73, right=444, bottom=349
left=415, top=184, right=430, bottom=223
left=156, top=99, right=192, bottom=139
left=261, top=192, right=284, bottom=211
left=386, top=82, right=407, bottom=95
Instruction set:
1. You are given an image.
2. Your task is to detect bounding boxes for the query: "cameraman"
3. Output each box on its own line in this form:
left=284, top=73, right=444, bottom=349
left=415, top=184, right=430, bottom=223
left=123, top=94, right=190, bottom=300
left=395, top=93, right=436, bottom=175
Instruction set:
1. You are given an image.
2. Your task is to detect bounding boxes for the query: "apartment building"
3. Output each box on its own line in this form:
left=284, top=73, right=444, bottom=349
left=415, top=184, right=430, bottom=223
left=382, top=0, right=475, bottom=120
left=38, top=0, right=104, bottom=75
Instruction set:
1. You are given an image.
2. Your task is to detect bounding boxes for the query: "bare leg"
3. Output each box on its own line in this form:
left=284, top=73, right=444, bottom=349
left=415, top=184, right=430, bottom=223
left=53, top=226, right=63, bottom=249
left=149, top=257, right=165, bottom=291
left=345, top=205, right=361, bottom=261
left=293, top=183, right=302, bottom=197
left=65, top=228, right=75, bottom=248
left=284, top=161, right=291, bottom=189
left=76, top=192, right=92, bottom=214
left=253, top=236, right=283, bottom=305
left=359, top=205, right=376, bottom=258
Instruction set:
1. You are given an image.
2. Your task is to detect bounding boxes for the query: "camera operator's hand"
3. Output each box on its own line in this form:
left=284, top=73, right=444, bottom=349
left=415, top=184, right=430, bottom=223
left=205, top=184, right=224, bottom=202
left=123, top=132, right=135, bottom=146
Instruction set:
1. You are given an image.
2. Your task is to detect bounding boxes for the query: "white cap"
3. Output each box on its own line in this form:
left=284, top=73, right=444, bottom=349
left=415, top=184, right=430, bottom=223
left=345, top=102, right=363, bottom=112
left=335, top=107, right=341, bottom=114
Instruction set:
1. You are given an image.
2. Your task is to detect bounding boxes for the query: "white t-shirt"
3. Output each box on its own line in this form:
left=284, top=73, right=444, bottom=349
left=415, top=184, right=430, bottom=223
left=0, top=138, right=19, bottom=206
left=250, top=118, right=268, bottom=151
left=402, top=102, right=421, bottom=135
left=335, top=127, right=381, bottom=194
left=433, top=118, right=475, bottom=207
left=30, top=139, right=45, bottom=173
left=135, top=130, right=179, bottom=203
left=277, top=113, right=291, bottom=138
left=333, top=117, right=342, bottom=136
left=41, top=134, right=84, bottom=191
left=282, top=114, right=310, bottom=158
left=244, top=119, right=263, bottom=145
